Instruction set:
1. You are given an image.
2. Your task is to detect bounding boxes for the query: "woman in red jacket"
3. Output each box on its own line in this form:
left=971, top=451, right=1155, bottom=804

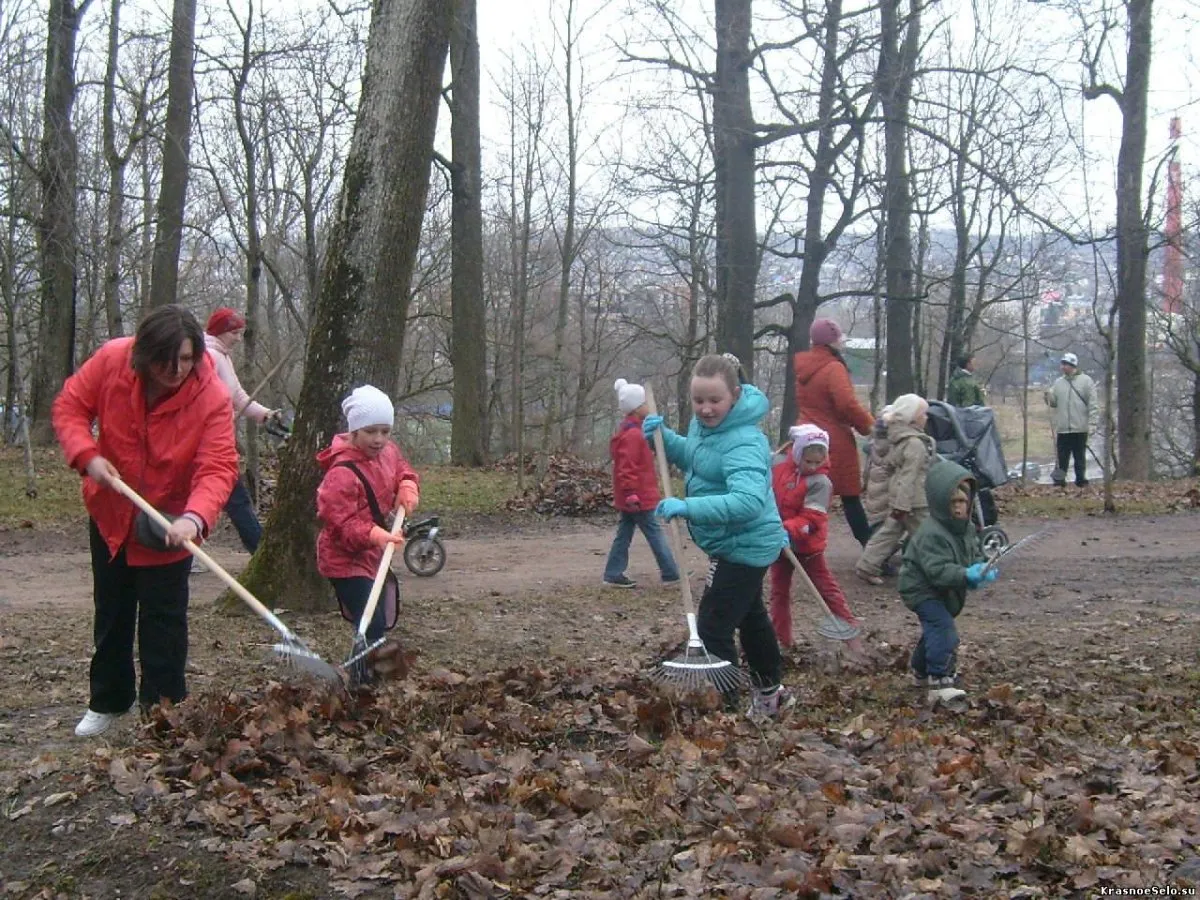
left=52, top=305, right=240, bottom=738
left=793, top=318, right=876, bottom=545
left=602, top=379, right=679, bottom=588
left=316, top=385, right=419, bottom=644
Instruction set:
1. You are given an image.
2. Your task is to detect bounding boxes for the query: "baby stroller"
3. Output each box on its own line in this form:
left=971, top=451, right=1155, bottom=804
left=924, top=400, right=1010, bottom=556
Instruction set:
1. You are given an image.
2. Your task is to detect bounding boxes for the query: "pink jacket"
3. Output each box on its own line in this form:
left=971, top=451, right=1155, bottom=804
left=315, top=434, right=419, bottom=579
left=204, top=333, right=269, bottom=423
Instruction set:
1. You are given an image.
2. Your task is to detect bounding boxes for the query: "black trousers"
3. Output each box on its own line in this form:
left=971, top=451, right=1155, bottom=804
left=1055, top=432, right=1089, bottom=485
left=88, top=520, right=191, bottom=713
left=842, top=495, right=872, bottom=546
left=696, top=557, right=781, bottom=689
left=331, top=576, right=388, bottom=642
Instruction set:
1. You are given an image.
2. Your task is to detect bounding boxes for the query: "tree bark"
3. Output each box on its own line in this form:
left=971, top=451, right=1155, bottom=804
left=29, top=0, right=86, bottom=444
left=237, top=0, right=453, bottom=611
left=879, top=0, right=920, bottom=399
left=148, top=0, right=197, bottom=309
left=448, top=0, right=487, bottom=466
left=1113, top=0, right=1152, bottom=479
left=713, top=0, right=758, bottom=377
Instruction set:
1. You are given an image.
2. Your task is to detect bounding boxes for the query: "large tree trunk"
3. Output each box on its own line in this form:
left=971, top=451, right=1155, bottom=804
left=713, top=0, right=758, bottom=377
left=29, top=0, right=85, bottom=444
left=879, top=0, right=920, bottom=399
left=148, top=0, right=196, bottom=309
left=237, top=0, right=452, bottom=611
left=101, top=0, right=133, bottom=339
left=781, top=0, right=842, bottom=439
left=1113, top=0, right=1152, bottom=479
left=448, top=0, right=487, bottom=466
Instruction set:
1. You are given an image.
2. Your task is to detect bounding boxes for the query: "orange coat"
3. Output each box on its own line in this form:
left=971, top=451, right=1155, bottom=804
left=793, top=346, right=874, bottom=497
left=53, top=337, right=240, bottom=566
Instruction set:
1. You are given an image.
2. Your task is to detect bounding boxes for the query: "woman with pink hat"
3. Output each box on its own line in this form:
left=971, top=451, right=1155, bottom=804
left=791, top=318, right=876, bottom=545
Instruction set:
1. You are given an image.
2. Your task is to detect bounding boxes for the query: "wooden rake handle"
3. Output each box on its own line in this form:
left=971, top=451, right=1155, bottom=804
left=645, top=386, right=696, bottom=618
left=783, top=546, right=841, bottom=622
left=357, top=503, right=406, bottom=641
left=109, top=477, right=297, bottom=640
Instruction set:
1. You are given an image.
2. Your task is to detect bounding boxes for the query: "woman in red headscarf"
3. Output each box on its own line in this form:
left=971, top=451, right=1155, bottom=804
left=201, top=307, right=282, bottom=562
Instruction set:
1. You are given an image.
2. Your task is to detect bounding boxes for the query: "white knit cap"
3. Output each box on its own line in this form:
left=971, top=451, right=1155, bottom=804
left=1061, top=352, right=1078, bottom=367
left=614, top=378, right=646, bottom=414
left=884, top=393, right=928, bottom=425
left=789, top=424, right=829, bottom=463
left=342, top=384, right=395, bottom=432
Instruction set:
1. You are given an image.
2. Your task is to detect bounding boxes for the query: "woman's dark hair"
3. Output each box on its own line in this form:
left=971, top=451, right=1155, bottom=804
left=955, top=353, right=974, bottom=370
left=131, top=305, right=205, bottom=379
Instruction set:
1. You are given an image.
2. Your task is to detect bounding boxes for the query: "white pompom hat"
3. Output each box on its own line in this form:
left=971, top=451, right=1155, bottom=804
left=614, top=378, right=646, bottom=414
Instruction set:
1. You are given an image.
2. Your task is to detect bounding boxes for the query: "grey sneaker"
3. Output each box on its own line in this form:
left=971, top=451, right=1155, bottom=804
left=190, top=557, right=208, bottom=575
left=602, top=575, right=636, bottom=589
left=747, top=686, right=796, bottom=720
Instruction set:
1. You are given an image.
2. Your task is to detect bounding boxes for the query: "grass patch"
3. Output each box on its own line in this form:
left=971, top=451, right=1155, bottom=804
left=407, top=465, right=518, bottom=514
left=0, top=446, right=82, bottom=527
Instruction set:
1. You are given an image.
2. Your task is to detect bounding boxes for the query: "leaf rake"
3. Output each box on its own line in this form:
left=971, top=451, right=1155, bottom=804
left=645, top=386, right=746, bottom=695
left=111, top=478, right=341, bottom=684
left=782, top=547, right=862, bottom=641
left=344, top=507, right=405, bottom=685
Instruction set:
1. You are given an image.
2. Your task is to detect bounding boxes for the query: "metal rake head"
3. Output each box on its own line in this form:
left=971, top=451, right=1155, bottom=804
left=654, top=644, right=748, bottom=695
left=817, top=616, right=862, bottom=642
left=273, top=640, right=342, bottom=684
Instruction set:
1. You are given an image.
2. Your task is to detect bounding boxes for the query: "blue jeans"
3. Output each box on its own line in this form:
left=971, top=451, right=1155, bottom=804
left=910, top=599, right=960, bottom=678
left=603, top=511, right=679, bottom=582
left=225, top=476, right=262, bottom=553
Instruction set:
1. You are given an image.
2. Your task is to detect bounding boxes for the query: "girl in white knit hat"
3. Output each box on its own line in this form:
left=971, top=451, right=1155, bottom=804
left=315, top=385, right=420, bottom=647
left=602, top=379, right=679, bottom=588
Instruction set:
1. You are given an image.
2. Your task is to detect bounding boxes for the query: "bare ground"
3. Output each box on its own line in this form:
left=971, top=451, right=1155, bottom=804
left=1, top=507, right=1199, bottom=898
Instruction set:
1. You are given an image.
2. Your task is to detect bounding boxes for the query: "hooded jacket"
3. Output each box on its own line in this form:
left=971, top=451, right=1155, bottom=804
left=897, top=460, right=981, bottom=616
left=886, top=422, right=937, bottom=514
left=946, top=368, right=986, bottom=407
left=315, top=434, right=419, bottom=579
left=610, top=413, right=660, bottom=513
left=659, top=383, right=787, bottom=567
left=204, top=333, right=270, bottom=423
left=52, top=336, right=240, bottom=566
left=1045, top=371, right=1098, bottom=434
left=772, top=454, right=831, bottom=556
left=861, top=417, right=892, bottom=525
left=792, top=345, right=875, bottom=496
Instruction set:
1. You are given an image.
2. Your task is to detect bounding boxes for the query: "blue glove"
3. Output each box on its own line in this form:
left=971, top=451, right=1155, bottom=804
left=642, top=415, right=664, bottom=442
left=964, top=562, right=998, bottom=588
left=656, top=498, right=688, bottom=521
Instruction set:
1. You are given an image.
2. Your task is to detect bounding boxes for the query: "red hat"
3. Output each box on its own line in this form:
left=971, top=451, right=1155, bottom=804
left=809, top=318, right=844, bottom=347
left=205, top=307, right=246, bottom=336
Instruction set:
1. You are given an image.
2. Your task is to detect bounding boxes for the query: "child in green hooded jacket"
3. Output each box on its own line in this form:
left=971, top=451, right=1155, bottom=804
left=897, top=459, right=998, bottom=690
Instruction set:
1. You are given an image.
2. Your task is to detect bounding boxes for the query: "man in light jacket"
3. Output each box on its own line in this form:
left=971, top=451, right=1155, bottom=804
left=1044, top=352, right=1098, bottom=487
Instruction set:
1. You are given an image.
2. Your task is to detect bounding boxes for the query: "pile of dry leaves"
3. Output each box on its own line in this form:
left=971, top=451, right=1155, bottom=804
left=69, top=652, right=1200, bottom=899
left=503, top=454, right=613, bottom=516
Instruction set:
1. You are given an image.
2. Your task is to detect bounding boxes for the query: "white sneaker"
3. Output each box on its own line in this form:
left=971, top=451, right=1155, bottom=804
left=190, top=558, right=208, bottom=575
left=74, top=708, right=121, bottom=737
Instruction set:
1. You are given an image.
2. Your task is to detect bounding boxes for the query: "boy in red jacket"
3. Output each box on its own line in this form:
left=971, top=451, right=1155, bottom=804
left=316, top=385, right=419, bottom=643
left=602, top=379, right=679, bottom=588
left=768, top=424, right=864, bottom=651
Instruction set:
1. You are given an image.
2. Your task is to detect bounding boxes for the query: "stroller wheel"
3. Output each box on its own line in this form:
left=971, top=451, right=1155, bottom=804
left=980, top=526, right=1009, bottom=559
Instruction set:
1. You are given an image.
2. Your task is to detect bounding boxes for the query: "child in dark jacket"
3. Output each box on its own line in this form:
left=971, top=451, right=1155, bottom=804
left=767, top=424, right=864, bottom=652
left=603, top=379, right=679, bottom=588
left=316, top=385, right=419, bottom=643
left=898, top=459, right=998, bottom=692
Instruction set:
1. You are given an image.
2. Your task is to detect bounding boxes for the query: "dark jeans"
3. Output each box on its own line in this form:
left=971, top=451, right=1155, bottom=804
left=603, top=511, right=679, bottom=582
left=88, top=520, right=191, bottom=712
left=1055, top=432, right=1089, bottom=486
left=331, top=577, right=388, bottom=643
left=225, top=476, right=262, bottom=552
left=910, top=599, right=960, bottom=679
left=842, top=494, right=872, bottom=546
left=696, top=557, right=781, bottom=689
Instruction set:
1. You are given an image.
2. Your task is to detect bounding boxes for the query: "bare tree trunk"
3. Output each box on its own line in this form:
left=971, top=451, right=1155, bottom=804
left=238, top=0, right=453, bottom=611
left=870, top=216, right=886, bottom=412
left=101, top=0, right=139, bottom=339
left=29, top=0, right=86, bottom=443
left=1192, top=358, right=1200, bottom=476
left=148, top=0, right=196, bottom=309
left=879, top=0, right=920, bottom=399
left=1113, top=0, right=1152, bottom=479
left=448, top=0, right=487, bottom=466
left=713, top=0, right=758, bottom=376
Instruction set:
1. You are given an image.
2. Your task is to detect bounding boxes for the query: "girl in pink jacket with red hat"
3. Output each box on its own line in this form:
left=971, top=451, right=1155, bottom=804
left=316, top=385, right=419, bottom=643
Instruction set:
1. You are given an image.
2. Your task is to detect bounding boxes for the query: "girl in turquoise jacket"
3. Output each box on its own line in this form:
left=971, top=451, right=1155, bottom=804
left=643, top=354, right=792, bottom=718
